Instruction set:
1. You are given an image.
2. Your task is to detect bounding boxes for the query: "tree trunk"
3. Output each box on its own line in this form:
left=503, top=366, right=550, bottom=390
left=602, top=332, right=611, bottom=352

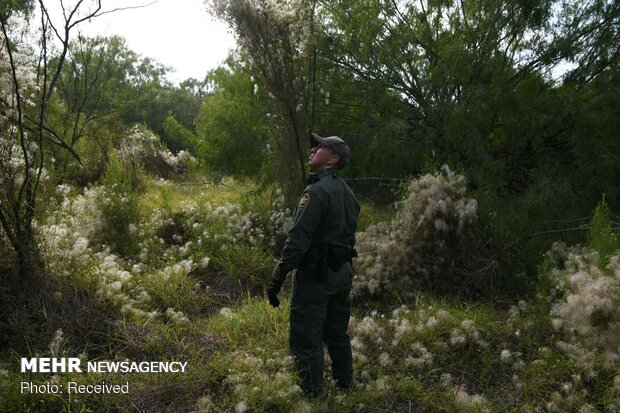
left=13, top=227, right=45, bottom=293
left=290, top=108, right=308, bottom=192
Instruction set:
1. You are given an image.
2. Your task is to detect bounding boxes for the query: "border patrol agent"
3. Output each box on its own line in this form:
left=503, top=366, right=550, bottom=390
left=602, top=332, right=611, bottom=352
left=267, top=133, right=360, bottom=397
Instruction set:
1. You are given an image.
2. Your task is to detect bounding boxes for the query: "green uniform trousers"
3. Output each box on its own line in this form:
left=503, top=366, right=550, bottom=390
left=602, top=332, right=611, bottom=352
left=289, top=262, right=353, bottom=395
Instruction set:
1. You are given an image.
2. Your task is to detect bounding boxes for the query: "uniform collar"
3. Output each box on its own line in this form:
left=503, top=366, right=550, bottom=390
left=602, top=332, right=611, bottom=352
left=306, top=167, right=339, bottom=185
left=320, top=166, right=339, bottom=178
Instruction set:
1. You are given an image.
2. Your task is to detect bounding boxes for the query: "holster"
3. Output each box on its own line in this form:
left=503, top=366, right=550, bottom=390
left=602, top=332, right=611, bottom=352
left=327, top=245, right=357, bottom=271
left=300, top=244, right=329, bottom=282
left=301, top=244, right=358, bottom=282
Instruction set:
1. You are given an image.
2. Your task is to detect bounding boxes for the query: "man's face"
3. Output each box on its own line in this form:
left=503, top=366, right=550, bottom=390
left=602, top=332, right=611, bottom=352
left=309, top=144, right=339, bottom=172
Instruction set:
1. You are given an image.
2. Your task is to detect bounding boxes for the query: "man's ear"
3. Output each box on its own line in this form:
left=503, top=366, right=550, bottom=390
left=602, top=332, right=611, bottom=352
left=327, top=154, right=340, bottom=167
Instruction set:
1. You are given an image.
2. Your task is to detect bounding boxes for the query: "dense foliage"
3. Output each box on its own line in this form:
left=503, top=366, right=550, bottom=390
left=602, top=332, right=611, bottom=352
left=353, top=166, right=484, bottom=299
left=195, top=58, right=271, bottom=177
left=1, top=0, right=619, bottom=411
left=209, top=0, right=620, bottom=274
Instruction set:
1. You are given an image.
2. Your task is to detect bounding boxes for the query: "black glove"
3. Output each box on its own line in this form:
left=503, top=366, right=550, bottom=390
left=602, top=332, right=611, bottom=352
left=267, top=263, right=286, bottom=307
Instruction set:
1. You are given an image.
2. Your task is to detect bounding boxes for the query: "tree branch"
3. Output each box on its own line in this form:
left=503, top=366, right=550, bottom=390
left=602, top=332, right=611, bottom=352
left=527, top=227, right=589, bottom=240
left=0, top=14, right=29, bottom=229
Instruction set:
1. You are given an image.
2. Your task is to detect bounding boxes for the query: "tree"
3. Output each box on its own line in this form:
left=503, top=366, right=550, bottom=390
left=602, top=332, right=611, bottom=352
left=209, top=0, right=319, bottom=199
left=0, top=0, right=34, bottom=17
left=311, top=0, right=620, bottom=272
left=48, top=35, right=169, bottom=181
left=53, top=36, right=165, bottom=148
left=195, top=57, right=270, bottom=177
left=208, top=0, right=619, bottom=276
left=0, top=1, right=136, bottom=284
left=146, top=79, right=206, bottom=153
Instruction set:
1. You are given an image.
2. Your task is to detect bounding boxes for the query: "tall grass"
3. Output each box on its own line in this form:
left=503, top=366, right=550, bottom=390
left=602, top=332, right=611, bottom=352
left=2, top=173, right=619, bottom=412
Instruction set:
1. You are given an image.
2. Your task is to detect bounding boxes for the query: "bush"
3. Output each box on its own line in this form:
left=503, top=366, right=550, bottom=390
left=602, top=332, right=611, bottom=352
left=211, top=243, right=275, bottom=294
left=587, top=198, right=620, bottom=264
left=352, top=165, right=497, bottom=301
left=55, top=122, right=118, bottom=186
left=545, top=241, right=620, bottom=376
left=119, top=124, right=196, bottom=178
left=207, top=298, right=305, bottom=412
left=541, top=202, right=620, bottom=377
left=97, top=157, right=142, bottom=258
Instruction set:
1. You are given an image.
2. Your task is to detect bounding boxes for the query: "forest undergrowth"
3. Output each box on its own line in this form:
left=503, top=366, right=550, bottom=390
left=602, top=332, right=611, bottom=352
left=1, top=168, right=619, bottom=413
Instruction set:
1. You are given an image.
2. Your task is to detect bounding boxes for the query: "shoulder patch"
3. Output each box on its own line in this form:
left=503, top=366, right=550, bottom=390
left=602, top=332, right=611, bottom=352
left=298, top=193, right=310, bottom=208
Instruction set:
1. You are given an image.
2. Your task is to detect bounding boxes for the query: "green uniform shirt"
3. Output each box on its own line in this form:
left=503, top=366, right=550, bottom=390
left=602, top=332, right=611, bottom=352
left=279, top=167, right=360, bottom=273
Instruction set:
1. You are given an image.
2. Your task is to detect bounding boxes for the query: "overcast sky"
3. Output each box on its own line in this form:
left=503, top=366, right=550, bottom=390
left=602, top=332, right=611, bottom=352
left=47, top=0, right=237, bottom=84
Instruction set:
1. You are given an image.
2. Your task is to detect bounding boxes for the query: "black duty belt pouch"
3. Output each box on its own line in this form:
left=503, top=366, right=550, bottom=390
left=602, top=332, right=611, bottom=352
left=328, top=245, right=358, bottom=271
left=302, top=244, right=358, bottom=282
left=327, top=245, right=348, bottom=271
left=300, top=248, right=320, bottom=278
left=300, top=245, right=329, bottom=282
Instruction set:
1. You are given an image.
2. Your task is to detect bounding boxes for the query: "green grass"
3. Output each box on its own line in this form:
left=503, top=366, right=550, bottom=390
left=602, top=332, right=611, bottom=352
left=139, top=174, right=258, bottom=214
left=3, top=293, right=617, bottom=412
left=2, top=175, right=618, bottom=413
left=356, top=202, right=395, bottom=232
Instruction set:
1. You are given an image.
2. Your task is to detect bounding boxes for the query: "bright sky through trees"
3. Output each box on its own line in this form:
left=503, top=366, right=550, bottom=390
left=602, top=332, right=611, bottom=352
left=44, top=0, right=236, bottom=84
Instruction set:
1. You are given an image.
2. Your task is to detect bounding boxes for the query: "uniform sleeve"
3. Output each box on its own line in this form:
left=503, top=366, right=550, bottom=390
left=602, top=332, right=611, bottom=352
left=279, top=186, right=327, bottom=272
